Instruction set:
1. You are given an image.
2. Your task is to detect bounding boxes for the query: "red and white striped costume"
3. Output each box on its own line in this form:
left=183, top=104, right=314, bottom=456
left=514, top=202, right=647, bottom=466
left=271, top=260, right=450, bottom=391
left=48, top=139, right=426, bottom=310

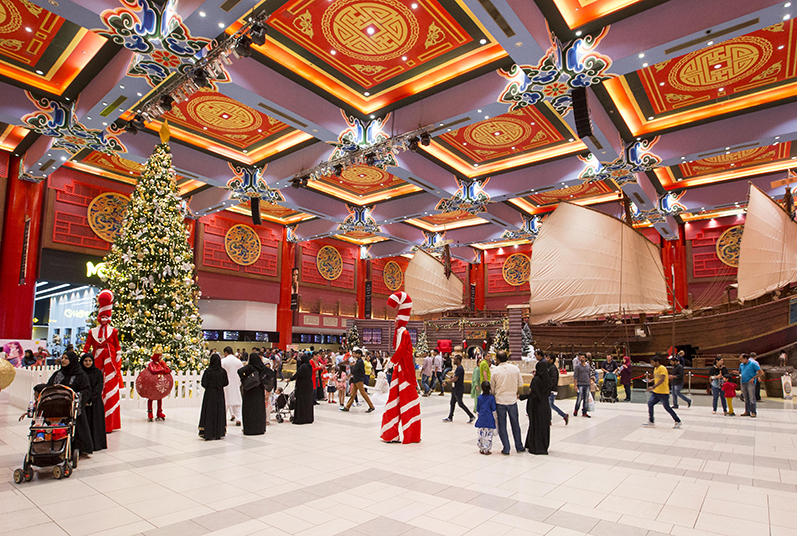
left=380, top=292, right=421, bottom=444
left=83, top=290, right=122, bottom=433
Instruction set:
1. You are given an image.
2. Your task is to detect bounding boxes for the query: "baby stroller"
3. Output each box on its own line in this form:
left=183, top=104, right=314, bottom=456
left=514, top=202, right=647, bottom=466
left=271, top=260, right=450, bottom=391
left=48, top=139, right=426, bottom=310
left=274, top=390, right=294, bottom=423
left=14, top=385, right=79, bottom=483
left=600, top=372, right=618, bottom=403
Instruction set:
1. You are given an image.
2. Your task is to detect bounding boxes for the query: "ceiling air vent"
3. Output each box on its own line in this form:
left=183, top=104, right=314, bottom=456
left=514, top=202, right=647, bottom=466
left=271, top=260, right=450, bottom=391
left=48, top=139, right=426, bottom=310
left=664, top=19, right=759, bottom=55
left=257, top=103, right=308, bottom=128
left=220, top=0, right=243, bottom=12
left=478, top=0, right=516, bottom=38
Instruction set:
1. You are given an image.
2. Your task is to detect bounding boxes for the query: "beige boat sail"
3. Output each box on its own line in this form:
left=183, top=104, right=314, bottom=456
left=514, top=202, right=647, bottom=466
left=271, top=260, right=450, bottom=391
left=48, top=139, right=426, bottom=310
left=404, top=249, right=464, bottom=315
left=737, top=185, right=797, bottom=302
left=527, top=202, right=669, bottom=324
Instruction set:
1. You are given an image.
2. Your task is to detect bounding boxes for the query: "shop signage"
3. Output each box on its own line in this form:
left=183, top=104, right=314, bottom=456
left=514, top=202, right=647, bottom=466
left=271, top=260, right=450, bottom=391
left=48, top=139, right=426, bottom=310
left=86, top=261, right=108, bottom=279
left=364, top=281, right=372, bottom=319
left=64, top=309, right=92, bottom=318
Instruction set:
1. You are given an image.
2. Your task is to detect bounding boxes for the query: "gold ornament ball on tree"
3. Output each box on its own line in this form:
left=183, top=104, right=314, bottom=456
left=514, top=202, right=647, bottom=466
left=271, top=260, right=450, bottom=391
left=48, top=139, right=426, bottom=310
left=0, top=359, right=16, bottom=390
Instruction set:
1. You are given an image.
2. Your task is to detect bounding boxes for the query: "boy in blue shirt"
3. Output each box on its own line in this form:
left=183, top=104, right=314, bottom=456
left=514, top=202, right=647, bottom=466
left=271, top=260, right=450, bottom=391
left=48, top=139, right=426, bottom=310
left=738, top=353, right=763, bottom=418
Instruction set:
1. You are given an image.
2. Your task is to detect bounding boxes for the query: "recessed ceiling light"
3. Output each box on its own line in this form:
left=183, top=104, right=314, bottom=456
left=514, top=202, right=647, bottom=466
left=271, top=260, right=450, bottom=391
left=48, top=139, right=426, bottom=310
left=648, top=116, right=654, bottom=120
left=102, top=102, right=107, bottom=106
left=199, top=11, right=206, bottom=17
left=119, top=85, right=125, bottom=89
left=569, top=138, right=574, bottom=142
left=776, top=136, right=781, bottom=139
left=136, top=92, right=142, bottom=97
left=707, top=41, right=714, bottom=46
left=411, top=2, right=418, bottom=8
left=642, top=63, right=648, bottom=67
left=779, top=45, right=785, bottom=50
left=364, top=92, right=370, bottom=96
left=718, top=87, right=724, bottom=91
left=25, top=27, right=32, bottom=32
left=60, top=156, right=66, bottom=161
left=784, top=14, right=790, bottom=20
left=401, top=56, right=407, bottom=60
left=714, top=64, right=721, bottom=69
left=575, top=31, right=582, bottom=36
left=638, top=53, right=645, bottom=58
left=102, top=122, right=107, bottom=126
left=86, top=117, right=91, bottom=121
left=447, top=128, right=451, bottom=131
left=484, top=115, right=489, bottom=119
left=477, top=109, right=482, bottom=113
left=786, top=2, right=792, bottom=7
left=370, top=115, right=375, bottom=119
left=35, top=69, right=43, bottom=75
left=480, top=39, right=487, bottom=45
left=660, top=82, right=665, bottom=86
left=218, top=22, right=225, bottom=28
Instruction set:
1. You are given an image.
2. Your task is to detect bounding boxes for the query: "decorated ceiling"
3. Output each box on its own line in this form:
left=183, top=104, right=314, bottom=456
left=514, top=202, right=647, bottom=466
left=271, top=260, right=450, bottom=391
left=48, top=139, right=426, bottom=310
left=3, top=0, right=797, bottom=260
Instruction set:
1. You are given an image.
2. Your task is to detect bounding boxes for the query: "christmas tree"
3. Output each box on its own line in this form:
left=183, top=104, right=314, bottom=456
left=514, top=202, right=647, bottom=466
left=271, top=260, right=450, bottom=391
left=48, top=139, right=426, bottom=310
left=102, top=142, right=206, bottom=371
left=493, top=318, right=510, bottom=353
left=415, top=330, right=428, bottom=355
left=346, top=324, right=361, bottom=349
left=521, top=322, right=533, bottom=357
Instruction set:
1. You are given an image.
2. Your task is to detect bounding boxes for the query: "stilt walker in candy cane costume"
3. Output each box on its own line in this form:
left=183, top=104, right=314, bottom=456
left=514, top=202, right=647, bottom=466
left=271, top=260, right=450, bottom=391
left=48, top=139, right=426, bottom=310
left=380, top=292, right=421, bottom=443
left=83, top=289, right=122, bottom=433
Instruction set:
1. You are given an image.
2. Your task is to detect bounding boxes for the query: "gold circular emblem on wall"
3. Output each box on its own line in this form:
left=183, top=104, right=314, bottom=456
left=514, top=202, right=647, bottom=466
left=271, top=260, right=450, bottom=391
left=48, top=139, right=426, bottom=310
left=225, top=224, right=262, bottom=266
left=502, top=253, right=531, bottom=286
left=667, top=36, right=773, bottom=92
left=716, top=225, right=744, bottom=268
left=316, top=245, right=343, bottom=280
left=0, top=0, right=23, bottom=35
left=383, top=260, right=403, bottom=291
left=464, top=118, right=533, bottom=149
left=321, top=0, right=420, bottom=62
left=87, top=192, right=130, bottom=243
left=186, top=95, right=262, bottom=133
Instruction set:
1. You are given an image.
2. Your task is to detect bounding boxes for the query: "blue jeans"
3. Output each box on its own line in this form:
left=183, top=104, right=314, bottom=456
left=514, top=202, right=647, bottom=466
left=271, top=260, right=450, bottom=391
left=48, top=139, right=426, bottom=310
left=671, top=384, right=691, bottom=408
left=421, top=374, right=433, bottom=394
left=711, top=386, right=727, bottom=412
left=549, top=392, right=566, bottom=418
left=574, top=385, right=590, bottom=415
left=648, top=392, right=680, bottom=423
left=741, top=381, right=756, bottom=414
left=439, top=367, right=452, bottom=393
left=496, top=403, right=524, bottom=453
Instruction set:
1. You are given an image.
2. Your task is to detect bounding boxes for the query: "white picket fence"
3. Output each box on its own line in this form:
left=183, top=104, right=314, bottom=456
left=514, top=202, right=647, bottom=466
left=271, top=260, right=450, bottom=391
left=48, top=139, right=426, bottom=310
left=4, top=366, right=204, bottom=410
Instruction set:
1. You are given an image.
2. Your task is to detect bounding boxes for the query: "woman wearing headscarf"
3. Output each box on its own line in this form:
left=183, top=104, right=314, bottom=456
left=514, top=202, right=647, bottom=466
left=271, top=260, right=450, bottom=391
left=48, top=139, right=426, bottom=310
left=238, top=352, right=266, bottom=435
left=522, top=360, right=551, bottom=455
left=619, top=355, right=633, bottom=402
left=81, top=353, right=107, bottom=451
left=199, top=353, right=229, bottom=440
left=46, top=351, right=94, bottom=456
left=290, top=353, right=314, bottom=424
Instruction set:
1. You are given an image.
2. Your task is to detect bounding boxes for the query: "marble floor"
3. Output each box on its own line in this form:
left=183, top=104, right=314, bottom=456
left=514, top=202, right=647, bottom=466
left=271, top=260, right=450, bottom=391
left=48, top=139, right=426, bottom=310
left=1, top=389, right=796, bottom=536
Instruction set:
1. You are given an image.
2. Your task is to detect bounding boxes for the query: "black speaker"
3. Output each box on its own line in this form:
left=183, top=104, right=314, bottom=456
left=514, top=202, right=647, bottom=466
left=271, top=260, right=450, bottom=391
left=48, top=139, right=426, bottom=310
left=251, top=197, right=262, bottom=226
left=571, top=87, right=593, bottom=139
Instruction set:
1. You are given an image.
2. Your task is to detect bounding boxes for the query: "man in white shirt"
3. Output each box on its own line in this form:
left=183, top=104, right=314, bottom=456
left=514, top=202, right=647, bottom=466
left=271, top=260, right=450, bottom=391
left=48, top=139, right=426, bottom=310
left=490, top=351, right=525, bottom=455
left=221, top=346, right=243, bottom=426
left=432, top=352, right=444, bottom=395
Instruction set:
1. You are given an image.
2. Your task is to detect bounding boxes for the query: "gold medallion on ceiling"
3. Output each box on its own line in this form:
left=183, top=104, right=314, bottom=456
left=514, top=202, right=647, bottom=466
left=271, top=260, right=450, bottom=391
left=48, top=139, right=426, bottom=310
left=87, top=192, right=130, bottom=243
left=186, top=95, right=262, bottom=133
left=667, top=36, right=773, bottom=92
left=463, top=118, right=533, bottom=149
left=316, top=245, right=343, bottom=280
left=225, top=224, right=262, bottom=266
left=716, top=225, right=744, bottom=268
left=321, top=0, right=419, bottom=62
left=340, top=165, right=388, bottom=186
left=502, top=253, right=531, bottom=286
left=383, top=260, right=403, bottom=291
left=0, top=0, right=23, bottom=34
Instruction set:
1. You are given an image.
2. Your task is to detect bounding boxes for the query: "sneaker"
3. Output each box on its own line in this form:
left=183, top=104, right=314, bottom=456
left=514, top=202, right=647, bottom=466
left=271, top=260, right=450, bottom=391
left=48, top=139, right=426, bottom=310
left=563, top=414, right=569, bottom=426
left=642, top=421, right=655, bottom=427
left=366, top=407, right=375, bottom=413
left=727, top=413, right=735, bottom=416
left=468, top=416, right=475, bottom=424
left=582, top=414, right=591, bottom=418
left=438, top=392, right=445, bottom=396
left=740, top=412, right=750, bottom=417
left=501, top=451, right=510, bottom=455
left=673, top=406, right=679, bottom=409
left=750, top=413, right=757, bottom=418
left=687, top=400, right=692, bottom=409
left=443, top=417, right=452, bottom=422
left=340, top=407, right=350, bottom=412
left=673, top=422, right=682, bottom=429
left=573, top=410, right=578, bottom=417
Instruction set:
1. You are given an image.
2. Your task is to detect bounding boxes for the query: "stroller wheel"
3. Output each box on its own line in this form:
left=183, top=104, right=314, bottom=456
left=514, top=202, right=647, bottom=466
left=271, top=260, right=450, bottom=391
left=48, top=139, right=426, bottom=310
left=71, top=450, right=79, bottom=468
left=276, top=414, right=283, bottom=423
left=53, top=465, right=63, bottom=479
left=63, top=463, right=72, bottom=478
left=23, top=466, right=33, bottom=482
left=13, top=469, right=23, bottom=484
left=289, top=415, right=294, bottom=423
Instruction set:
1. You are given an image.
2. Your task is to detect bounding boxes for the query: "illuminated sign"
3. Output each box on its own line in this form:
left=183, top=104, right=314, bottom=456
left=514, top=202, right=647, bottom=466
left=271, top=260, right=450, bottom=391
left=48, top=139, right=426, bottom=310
left=86, top=261, right=107, bottom=279
left=64, top=309, right=91, bottom=318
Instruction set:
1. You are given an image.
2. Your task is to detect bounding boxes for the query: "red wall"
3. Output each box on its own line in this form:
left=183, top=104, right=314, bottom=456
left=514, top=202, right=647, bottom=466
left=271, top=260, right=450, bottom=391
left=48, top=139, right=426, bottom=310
left=371, top=256, right=409, bottom=296
left=199, top=212, right=281, bottom=278
left=300, top=238, right=358, bottom=292
left=684, top=214, right=745, bottom=306
left=197, top=270, right=281, bottom=302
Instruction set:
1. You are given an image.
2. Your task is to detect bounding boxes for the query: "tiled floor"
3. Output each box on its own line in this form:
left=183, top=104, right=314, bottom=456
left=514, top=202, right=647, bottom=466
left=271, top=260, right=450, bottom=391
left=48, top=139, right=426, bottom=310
left=1, top=389, right=796, bottom=536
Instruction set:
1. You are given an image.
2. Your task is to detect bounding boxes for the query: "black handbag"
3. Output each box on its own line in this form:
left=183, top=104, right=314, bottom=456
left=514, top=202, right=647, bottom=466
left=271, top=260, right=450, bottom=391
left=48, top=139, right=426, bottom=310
left=241, top=371, right=261, bottom=391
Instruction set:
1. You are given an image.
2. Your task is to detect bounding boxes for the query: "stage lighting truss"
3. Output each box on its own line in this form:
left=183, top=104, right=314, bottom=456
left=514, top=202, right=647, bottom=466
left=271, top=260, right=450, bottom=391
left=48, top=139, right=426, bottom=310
left=128, top=12, right=270, bottom=132
left=286, top=125, right=434, bottom=188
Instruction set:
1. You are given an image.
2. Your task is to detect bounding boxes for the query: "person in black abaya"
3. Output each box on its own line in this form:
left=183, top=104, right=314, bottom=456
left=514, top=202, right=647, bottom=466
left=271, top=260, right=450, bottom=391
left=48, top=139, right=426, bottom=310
left=199, top=353, right=229, bottom=440
left=238, top=352, right=266, bottom=435
left=45, top=351, right=94, bottom=456
left=81, top=353, right=106, bottom=451
left=289, top=353, right=314, bottom=424
left=523, top=359, right=551, bottom=455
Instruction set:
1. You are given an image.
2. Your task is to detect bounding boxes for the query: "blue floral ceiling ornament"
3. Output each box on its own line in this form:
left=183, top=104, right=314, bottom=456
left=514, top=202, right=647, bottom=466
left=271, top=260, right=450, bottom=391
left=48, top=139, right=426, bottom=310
left=659, top=191, right=687, bottom=216
left=21, top=93, right=127, bottom=156
left=286, top=224, right=300, bottom=243
left=435, top=177, right=491, bottom=215
left=501, top=214, right=542, bottom=242
left=98, top=0, right=216, bottom=87
left=328, top=111, right=397, bottom=171
left=415, top=230, right=447, bottom=256
left=225, top=163, right=284, bottom=204
left=580, top=137, right=662, bottom=187
left=497, top=26, right=614, bottom=116
left=359, top=245, right=372, bottom=260
left=338, top=205, right=381, bottom=235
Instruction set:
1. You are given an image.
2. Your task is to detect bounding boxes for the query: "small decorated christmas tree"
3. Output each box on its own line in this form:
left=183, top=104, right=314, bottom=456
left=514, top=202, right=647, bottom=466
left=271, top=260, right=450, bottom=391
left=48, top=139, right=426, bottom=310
left=415, top=330, right=429, bottom=355
left=521, top=322, right=533, bottom=357
left=102, top=142, right=206, bottom=371
left=346, top=324, right=361, bottom=349
left=493, top=318, right=510, bottom=353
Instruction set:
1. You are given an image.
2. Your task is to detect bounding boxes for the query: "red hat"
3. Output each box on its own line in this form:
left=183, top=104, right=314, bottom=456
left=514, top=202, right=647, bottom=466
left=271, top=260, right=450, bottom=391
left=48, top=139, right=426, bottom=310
left=387, top=292, right=412, bottom=348
left=97, top=289, right=114, bottom=318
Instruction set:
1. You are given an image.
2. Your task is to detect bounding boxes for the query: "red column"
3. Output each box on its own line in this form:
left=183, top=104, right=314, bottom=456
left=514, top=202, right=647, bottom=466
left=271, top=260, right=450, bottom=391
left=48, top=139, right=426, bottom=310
left=661, top=229, right=688, bottom=312
left=276, top=228, right=294, bottom=350
left=0, top=156, right=45, bottom=338
left=356, top=258, right=366, bottom=318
